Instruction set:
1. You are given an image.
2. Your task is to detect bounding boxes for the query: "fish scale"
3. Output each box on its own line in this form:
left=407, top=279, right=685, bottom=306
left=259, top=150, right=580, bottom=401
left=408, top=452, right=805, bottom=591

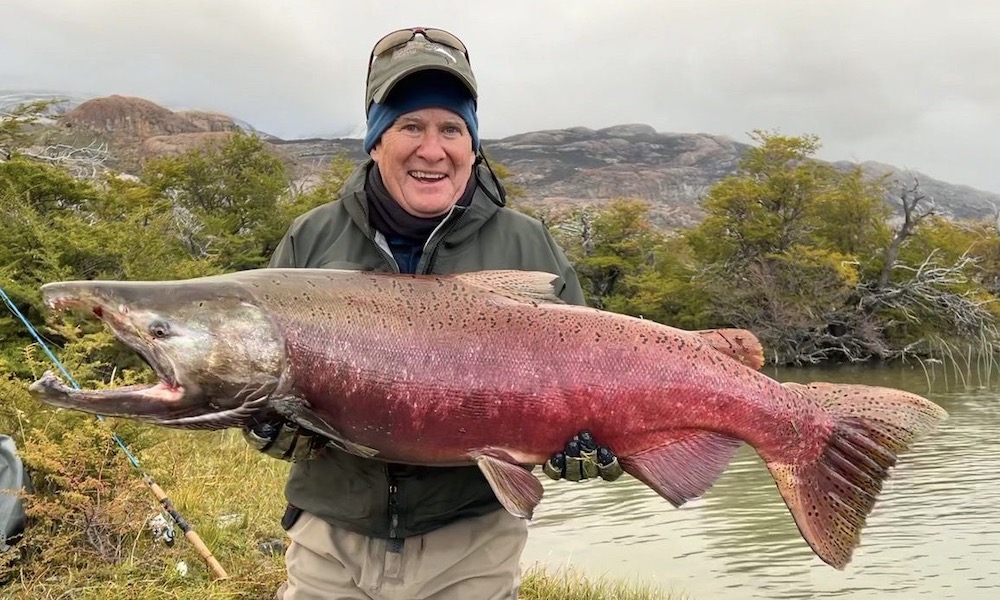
left=28, top=268, right=947, bottom=570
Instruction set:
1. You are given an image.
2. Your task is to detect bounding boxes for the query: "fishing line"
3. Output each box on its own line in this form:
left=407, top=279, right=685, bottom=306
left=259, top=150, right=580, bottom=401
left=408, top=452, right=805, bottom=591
left=0, top=283, right=229, bottom=579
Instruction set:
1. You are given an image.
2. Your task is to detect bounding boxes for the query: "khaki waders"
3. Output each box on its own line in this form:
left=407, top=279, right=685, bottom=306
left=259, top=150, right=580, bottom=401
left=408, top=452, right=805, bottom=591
left=275, top=509, right=527, bottom=600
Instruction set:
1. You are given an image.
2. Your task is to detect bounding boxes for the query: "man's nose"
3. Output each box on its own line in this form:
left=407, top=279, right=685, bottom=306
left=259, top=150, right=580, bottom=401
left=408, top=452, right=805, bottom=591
left=415, top=131, right=447, bottom=161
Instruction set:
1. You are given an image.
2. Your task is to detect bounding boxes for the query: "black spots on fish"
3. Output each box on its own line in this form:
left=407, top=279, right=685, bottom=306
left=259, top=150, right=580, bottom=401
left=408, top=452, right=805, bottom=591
left=428, top=320, right=446, bottom=331
left=306, top=280, right=316, bottom=288
left=474, top=313, right=499, bottom=329
left=306, top=303, right=337, bottom=320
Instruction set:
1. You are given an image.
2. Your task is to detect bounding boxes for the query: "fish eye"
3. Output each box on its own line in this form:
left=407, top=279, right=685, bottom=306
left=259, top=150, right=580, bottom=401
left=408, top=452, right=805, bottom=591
left=148, top=321, right=172, bottom=339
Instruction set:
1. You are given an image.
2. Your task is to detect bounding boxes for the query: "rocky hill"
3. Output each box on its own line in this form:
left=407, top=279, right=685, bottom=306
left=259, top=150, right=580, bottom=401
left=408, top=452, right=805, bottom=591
left=8, top=93, right=999, bottom=229
left=277, top=126, right=1000, bottom=229
left=57, top=96, right=245, bottom=170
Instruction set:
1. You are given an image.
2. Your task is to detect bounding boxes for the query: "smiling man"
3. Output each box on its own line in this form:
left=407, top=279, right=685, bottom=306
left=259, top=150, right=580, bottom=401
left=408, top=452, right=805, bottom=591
left=250, top=28, right=619, bottom=600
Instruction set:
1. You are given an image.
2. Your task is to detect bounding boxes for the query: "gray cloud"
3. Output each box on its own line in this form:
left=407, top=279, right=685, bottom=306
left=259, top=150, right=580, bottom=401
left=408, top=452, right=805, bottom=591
left=4, top=0, right=998, bottom=192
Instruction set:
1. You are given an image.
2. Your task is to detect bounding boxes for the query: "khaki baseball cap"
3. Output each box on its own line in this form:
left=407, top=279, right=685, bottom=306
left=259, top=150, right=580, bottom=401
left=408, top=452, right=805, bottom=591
left=365, top=28, right=478, bottom=112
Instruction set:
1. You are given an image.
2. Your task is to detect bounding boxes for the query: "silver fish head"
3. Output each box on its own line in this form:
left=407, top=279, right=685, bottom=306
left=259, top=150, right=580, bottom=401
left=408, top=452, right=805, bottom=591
left=29, top=276, right=286, bottom=428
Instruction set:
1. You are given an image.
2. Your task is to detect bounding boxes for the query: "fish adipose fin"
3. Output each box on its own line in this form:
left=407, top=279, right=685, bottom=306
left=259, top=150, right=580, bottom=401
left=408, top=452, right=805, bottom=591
left=270, top=395, right=379, bottom=459
left=474, top=452, right=544, bottom=519
left=769, top=382, right=948, bottom=570
left=691, top=328, right=766, bottom=371
left=454, top=271, right=564, bottom=305
left=620, top=430, right=743, bottom=507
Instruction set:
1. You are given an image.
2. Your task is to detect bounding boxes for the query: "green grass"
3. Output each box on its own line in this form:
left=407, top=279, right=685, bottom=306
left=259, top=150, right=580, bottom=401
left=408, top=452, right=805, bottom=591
left=522, top=565, right=683, bottom=600
left=1, top=419, right=680, bottom=599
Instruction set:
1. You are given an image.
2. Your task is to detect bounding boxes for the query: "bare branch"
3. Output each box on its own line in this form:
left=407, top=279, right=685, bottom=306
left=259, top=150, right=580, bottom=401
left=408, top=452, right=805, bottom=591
left=877, top=175, right=937, bottom=289
left=20, top=141, right=111, bottom=179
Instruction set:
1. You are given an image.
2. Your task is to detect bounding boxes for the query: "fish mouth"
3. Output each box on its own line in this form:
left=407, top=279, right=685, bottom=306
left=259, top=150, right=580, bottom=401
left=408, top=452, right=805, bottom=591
left=29, top=370, right=186, bottom=414
left=29, top=292, right=197, bottom=421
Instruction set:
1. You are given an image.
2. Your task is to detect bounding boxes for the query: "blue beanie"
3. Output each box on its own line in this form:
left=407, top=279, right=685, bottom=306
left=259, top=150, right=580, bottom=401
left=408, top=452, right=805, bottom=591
left=364, top=71, right=479, bottom=153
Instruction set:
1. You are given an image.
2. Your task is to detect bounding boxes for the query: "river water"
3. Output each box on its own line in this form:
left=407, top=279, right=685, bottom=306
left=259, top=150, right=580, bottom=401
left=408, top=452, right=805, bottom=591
left=521, top=362, right=1000, bottom=599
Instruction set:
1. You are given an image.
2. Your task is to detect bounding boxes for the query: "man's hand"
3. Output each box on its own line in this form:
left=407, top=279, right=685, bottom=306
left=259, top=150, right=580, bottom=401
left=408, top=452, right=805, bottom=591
left=243, top=420, right=324, bottom=462
left=542, top=431, right=623, bottom=482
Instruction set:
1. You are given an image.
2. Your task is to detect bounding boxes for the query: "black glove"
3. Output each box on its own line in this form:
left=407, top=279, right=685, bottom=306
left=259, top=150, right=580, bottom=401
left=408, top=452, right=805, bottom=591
left=243, top=420, right=324, bottom=462
left=542, top=430, right=623, bottom=482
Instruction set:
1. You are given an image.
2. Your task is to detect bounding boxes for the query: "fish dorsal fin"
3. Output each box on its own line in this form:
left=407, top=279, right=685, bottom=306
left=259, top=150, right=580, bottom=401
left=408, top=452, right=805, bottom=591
left=474, top=451, right=544, bottom=519
left=619, top=429, right=743, bottom=507
left=454, top=270, right=565, bottom=305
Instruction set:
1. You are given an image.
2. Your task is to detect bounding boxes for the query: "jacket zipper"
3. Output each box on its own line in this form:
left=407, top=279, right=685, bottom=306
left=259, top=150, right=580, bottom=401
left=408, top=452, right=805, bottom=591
left=417, top=207, right=470, bottom=274
left=386, top=466, right=400, bottom=539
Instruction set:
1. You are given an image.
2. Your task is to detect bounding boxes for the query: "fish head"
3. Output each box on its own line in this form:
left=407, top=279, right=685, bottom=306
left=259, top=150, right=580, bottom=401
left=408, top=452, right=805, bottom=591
left=29, top=277, right=286, bottom=428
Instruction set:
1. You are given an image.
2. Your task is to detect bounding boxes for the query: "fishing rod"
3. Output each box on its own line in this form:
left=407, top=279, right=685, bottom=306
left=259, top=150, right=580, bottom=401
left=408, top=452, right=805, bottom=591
left=0, top=284, right=229, bottom=580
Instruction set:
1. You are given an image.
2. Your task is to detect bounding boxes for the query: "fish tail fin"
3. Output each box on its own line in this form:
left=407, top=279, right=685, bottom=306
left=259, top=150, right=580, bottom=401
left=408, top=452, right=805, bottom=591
left=767, top=383, right=947, bottom=569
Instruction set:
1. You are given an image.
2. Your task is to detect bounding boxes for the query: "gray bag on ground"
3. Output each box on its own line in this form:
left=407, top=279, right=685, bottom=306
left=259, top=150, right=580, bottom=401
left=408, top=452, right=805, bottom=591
left=1, top=434, right=29, bottom=552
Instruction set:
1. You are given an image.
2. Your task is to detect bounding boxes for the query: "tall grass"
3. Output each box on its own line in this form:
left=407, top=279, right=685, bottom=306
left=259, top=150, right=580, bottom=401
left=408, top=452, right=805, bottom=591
left=915, top=336, right=1000, bottom=390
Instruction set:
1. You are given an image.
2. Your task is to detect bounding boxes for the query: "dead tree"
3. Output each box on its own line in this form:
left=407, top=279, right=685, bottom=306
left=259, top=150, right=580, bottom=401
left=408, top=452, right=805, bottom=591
left=877, top=176, right=935, bottom=289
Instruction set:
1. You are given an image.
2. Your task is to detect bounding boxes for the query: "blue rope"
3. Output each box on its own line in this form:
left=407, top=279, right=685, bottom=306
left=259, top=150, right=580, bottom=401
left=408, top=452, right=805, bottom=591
left=0, top=283, right=141, bottom=469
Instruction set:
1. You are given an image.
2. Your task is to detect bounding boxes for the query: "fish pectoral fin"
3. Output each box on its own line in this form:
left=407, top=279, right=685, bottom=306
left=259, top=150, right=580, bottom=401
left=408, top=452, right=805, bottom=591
left=620, top=430, right=743, bottom=507
left=474, top=453, right=544, bottom=519
left=270, top=395, right=379, bottom=459
left=454, top=271, right=564, bottom=305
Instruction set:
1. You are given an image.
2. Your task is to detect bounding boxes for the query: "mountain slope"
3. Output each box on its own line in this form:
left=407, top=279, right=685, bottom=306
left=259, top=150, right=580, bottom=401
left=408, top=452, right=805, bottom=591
left=6, top=93, right=997, bottom=229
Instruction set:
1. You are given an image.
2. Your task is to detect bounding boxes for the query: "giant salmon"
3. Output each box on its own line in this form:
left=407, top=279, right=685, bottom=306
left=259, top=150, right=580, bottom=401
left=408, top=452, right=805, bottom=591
left=28, top=269, right=947, bottom=569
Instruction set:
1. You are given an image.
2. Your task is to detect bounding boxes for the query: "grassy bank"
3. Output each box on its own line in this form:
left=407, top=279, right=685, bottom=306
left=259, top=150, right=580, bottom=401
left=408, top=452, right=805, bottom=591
left=0, top=409, right=678, bottom=600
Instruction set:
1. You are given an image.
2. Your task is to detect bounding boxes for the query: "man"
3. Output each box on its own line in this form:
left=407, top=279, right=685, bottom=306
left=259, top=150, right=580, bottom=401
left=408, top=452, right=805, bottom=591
left=249, top=28, right=621, bottom=600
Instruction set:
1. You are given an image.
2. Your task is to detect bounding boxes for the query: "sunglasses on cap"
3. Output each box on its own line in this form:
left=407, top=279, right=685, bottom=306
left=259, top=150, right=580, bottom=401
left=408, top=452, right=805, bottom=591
left=367, top=27, right=470, bottom=71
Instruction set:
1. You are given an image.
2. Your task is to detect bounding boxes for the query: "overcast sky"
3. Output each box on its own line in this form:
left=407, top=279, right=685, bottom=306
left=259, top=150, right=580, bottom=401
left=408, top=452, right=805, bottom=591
left=4, top=0, right=999, bottom=192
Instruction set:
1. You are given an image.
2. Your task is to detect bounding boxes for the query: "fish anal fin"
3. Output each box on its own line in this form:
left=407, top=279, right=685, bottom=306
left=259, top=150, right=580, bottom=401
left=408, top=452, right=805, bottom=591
left=453, top=271, right=564, bottom=305
left=620, top=430, right=743, bottom=507
left=270, top=395, right=379, bottom=459
left=474, top=452, right=544, bottom=519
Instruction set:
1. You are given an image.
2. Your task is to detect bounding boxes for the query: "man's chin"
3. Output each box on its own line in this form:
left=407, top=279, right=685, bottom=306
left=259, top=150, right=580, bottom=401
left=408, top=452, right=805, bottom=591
left=400, top=191, right=459, bottom=217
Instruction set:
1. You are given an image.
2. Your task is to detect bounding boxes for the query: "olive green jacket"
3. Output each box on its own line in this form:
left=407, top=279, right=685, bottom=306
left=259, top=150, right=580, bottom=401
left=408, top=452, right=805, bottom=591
left=269, top=159, right=585, bottom=539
